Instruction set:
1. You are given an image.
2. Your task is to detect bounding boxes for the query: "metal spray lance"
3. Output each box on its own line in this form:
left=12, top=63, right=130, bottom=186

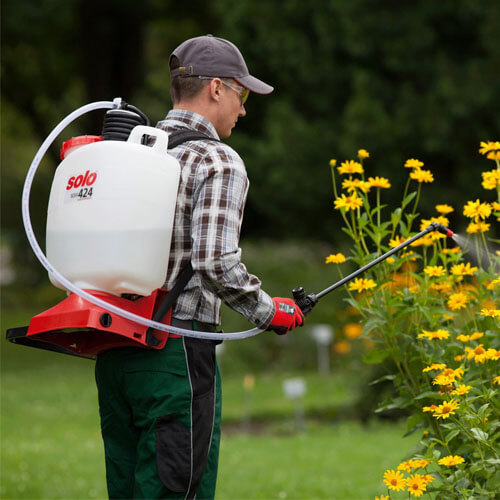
left=292, top=223, right=454, bottom=315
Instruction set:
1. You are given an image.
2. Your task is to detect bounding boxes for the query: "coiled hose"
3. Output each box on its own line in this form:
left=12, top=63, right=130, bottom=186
left=22, top=99, right=264, bottom=341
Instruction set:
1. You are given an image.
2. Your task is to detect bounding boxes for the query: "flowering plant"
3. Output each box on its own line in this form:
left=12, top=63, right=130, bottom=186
left=326, top=143, right=500, bottom=498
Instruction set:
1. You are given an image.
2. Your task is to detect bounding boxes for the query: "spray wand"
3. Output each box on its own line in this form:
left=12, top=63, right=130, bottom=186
left=292, top=223, right=454, bottom=315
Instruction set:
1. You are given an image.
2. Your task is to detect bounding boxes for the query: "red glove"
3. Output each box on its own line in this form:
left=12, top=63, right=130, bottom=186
left=268, top=297, right=305, bottom=335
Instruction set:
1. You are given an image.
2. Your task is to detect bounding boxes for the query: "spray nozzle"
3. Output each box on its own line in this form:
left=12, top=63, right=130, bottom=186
left=428, top=222, right=454, bottom=238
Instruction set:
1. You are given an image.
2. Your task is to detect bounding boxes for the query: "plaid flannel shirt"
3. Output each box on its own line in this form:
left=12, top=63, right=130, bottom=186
left=156, top=110, right=275, bottom=329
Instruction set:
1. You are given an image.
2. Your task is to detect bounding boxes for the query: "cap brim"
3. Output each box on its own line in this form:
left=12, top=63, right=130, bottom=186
left=235, top=75, right=274, bottom=94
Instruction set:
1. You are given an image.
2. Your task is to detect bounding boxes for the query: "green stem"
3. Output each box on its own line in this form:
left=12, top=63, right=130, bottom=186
left=408, top=183, right=422, bottom=233
left=338, top=269, right=368, bottom=318
left=376, top=187, right=381, bottom=252
left=356, top=207, right=371, bottom=255
left=339, top=208, right=353, bottom=235
left=402, top=176, right=411, bottom=203
left=496, top=159, right=500, bottom=202
left=330, top=164, right=339, bottom=200
left=479, top=230, right=492, bottom=268
left=452, top=416, right=499, bottom=458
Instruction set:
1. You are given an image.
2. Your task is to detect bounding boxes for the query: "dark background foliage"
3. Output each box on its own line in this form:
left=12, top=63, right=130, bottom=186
left=2, top=0, right=499, bottom=286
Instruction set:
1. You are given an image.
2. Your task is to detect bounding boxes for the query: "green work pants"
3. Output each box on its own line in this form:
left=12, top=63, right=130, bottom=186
left=95, top=336, right=222, bottom=499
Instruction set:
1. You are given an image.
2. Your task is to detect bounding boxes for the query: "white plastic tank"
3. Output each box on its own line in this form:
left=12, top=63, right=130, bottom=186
left=46, top=125, right=180, bottom=296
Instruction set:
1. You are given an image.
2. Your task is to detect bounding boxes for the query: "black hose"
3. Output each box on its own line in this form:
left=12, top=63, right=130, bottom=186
left=101, top=101, right=150, bottom=141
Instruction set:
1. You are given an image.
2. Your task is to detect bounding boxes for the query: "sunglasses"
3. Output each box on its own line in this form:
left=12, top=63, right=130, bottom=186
left=198, top=77, right=249, bottom=105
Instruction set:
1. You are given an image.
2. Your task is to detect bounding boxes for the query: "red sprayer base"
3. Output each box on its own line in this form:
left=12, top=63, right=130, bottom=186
left=6, top=289, right=175, bottom=359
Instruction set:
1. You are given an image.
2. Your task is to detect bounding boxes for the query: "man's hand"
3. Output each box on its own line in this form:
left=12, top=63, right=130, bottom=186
left=268, top=297, right=305, bottom=335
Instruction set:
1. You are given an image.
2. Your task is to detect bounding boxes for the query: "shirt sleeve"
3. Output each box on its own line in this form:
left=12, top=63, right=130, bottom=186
left=190, top=146, right=275, bottom=329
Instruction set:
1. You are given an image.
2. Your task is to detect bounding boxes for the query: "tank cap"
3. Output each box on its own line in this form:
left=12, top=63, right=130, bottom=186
left=60, top=135, right=102, bottom=160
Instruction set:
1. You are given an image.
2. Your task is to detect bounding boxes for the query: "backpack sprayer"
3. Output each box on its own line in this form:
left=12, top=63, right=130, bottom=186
left=6, top=99, right=454, bottom=359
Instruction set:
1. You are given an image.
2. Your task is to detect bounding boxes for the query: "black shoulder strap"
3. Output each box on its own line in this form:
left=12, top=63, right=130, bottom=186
left=167, top=129, right=221, bottom=149
left=145, top=129, right=219, bottom=345
left=146, top=262, right=194, bottom=346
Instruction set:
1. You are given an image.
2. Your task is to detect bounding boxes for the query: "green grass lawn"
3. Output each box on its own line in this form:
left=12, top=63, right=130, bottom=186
left=217, top=422, right=418, bottom=500
left=1, top=310, right=418, bottom=499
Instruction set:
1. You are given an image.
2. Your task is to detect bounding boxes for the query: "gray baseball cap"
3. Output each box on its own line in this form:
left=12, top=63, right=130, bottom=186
left=169, top=35, right=274, bottom=95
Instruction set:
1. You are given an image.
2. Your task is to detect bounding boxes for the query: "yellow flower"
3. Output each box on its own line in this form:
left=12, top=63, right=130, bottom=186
left=438, top=455, right=465, bottom=466
left=442, top=247, right=460, bottom=254
left=329, top=159, right=337, bottom=167
left=493, top=376, right=500, bottom=385
left=325, top=253, right=346, bottom=264
left=451, top=384, right=472, bottom=395
left=410, top=169, right=434, bottom=183
left=375, top=496, right=389, bottom=500
left=411, top=235, right=435, bottom=247
left=470, top=332, right=484, bottom=340
left=466, top=344, right=486, bottom=360
left=383, top=470, right=406, bottom=492
left=420, top=216, right=449, bottom=232
left=344, top=322, right=363, bottom=339
left=337, top=160, right=364, bottom=175
left=435, top=204, right=454, bottom=214
left=492, top=201, right=500, bottom=211
left=389, top=236, right=406, bottom=248
left=479, top=140, right=500, bottom=155
left=433, top=399, right=459, bottom=419
left=342, top=178, right=371, bottom=193
left=481, top=170, right=500, bottom=190
left=454, top=354, right=466, bottom=361
left=333, top=341, right=351, bottom=354
left=334, top=193, right=364, bottom=211
left=466, top=221, right=490, bottom=233
left=348, top=277, right=377, bottom=293
left=456, top=334, right=471, bottom=342
left=463, top=199, right=492, bottom=220
left=424, top=265, right=446, bottom=277
left=414, top=460, right=430, bottom=469
left=368, top=176, right=391, bottom=189
left=480, top=308, right=500, bottom=318
left=422, top=404, right=437, bottom=413
left=358, top=149, right=370, bottom=159
left=397, top=461, right=413, bottom=472
left=405, top=158, right=424, bottom=169
left=451, top=262, right=478, bottom=276
left=447, top=292, right=469, bottom=311
left=486, top=277, right=500, bottom=289
left=467, top=346, right=499, bottom=364
left=421, top=474, right=435, bottom=485
left=487, top=150, right=500, bottom=160
left=433, top=368, right=463, bottom=386
left=422, top=363, right=447, bottom=372
left=418, top=329, right=450, bottom=340
left=407, top=474, right=427, bottom=498
left=429, top=281, right=453, bottom=293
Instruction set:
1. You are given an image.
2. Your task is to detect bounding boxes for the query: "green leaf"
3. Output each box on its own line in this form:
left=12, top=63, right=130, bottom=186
left=341, top=227, right=355, bottom=239
left=445, top=429, right=460, bottom=444
left=415, top=391, right=444, bottom=400
left=403, top=413, right=425, bottom=437
left=362, top=348, right=390, bottom=364
left=391, top=208, right=401, bottom=228
left=368, top=374, right=396, bottom=386
left=401, top=191, right=417, bottom=210
left=477, top=403, right=490, bottom=419
left=470, top=427, right=489, bottom=442
left=486, top=459, right=500, bottom=465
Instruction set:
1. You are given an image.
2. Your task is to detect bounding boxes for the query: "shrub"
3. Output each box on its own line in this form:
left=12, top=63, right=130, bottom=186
left=326, top=142, right=499, bottom=498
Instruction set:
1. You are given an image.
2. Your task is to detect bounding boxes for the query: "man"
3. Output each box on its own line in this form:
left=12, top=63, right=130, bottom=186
left=95, top=35, right=304, bottom=500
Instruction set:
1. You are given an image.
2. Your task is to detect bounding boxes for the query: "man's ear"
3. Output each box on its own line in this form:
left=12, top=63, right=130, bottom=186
left=209, top=78, right=223, bottom=102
